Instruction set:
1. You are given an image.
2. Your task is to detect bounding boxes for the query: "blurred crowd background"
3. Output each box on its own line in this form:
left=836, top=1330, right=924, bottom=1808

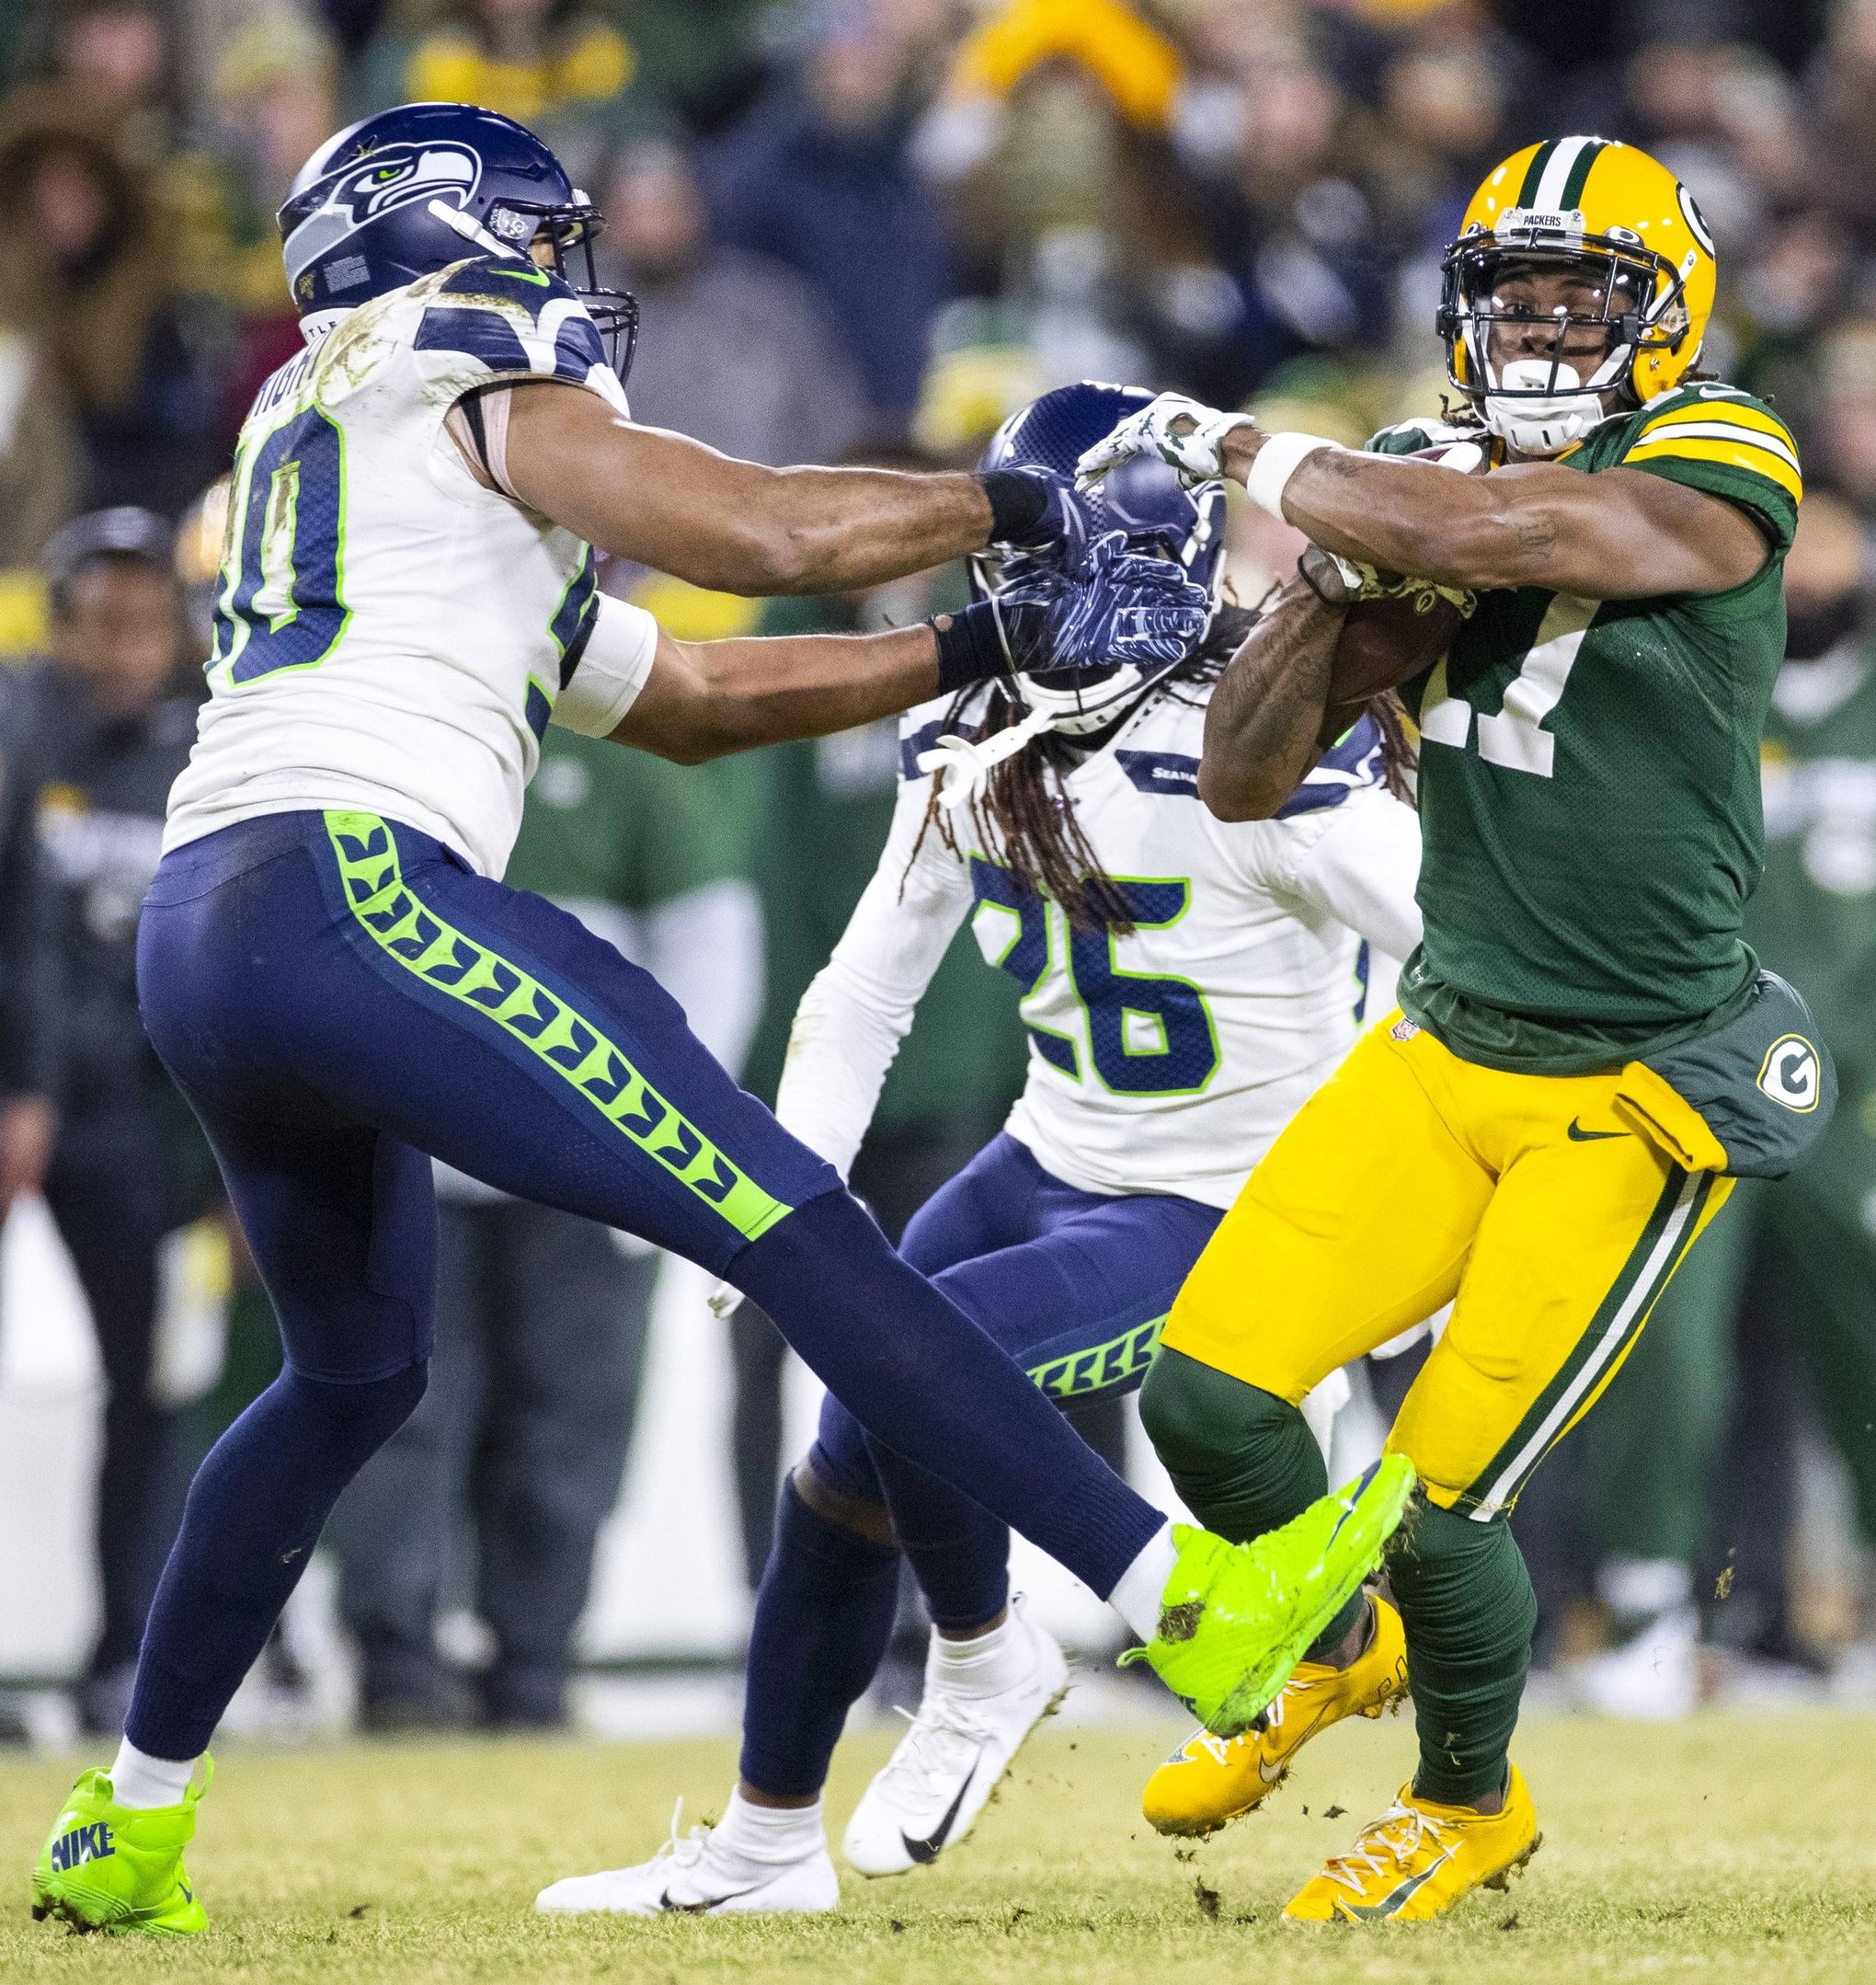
left=1, top=0, right=1873, bottom=1747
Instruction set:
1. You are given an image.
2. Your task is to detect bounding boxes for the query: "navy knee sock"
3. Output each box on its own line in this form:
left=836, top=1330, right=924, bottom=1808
left=865, top=1439, right=1011, bottom=1635
left=127, top=1362, right=428, bottom=1761
left=731, top=1192, right=1162, bottom=1596
left=738, top=1478, right=902, bottom=1798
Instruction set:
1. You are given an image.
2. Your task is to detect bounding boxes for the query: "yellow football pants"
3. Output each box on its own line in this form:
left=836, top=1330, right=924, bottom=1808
left=1163, top=1015, right=1733, bottom=1517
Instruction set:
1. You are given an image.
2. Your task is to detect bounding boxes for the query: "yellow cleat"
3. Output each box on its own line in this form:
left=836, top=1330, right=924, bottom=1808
left=1282, top=1764, right=1539, bottom=1923
left=1142, top=1594, right=1407, bottom=1837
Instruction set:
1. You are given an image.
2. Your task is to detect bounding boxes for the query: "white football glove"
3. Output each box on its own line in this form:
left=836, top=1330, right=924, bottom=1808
left=1298, top=544, right=1478, bottom=620
left=1076, top=392, right=1255, bottom=491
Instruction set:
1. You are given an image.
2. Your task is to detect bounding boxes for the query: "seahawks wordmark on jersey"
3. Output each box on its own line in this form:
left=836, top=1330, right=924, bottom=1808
left=166, top=255, right=660, bottom=878
left=775, top=682, right=1423, bottom=1209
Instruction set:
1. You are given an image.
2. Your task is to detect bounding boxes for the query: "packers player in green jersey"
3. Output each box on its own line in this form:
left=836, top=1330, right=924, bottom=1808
left=1078, top=134, right=1836, bottom=1921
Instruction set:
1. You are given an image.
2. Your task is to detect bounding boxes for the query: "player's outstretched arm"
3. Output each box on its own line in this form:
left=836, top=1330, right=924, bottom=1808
left=1078, top=394, right=1769, bottom=600
left=502, top=382, right=1019, bottom=596
left=1239, top=440, right=1769, bottom=601
left=613, top=622, right=948, bottom=763
left=1197, top=579, right=1346, bottom=822
left=612, top=528, right=1214, bottom=764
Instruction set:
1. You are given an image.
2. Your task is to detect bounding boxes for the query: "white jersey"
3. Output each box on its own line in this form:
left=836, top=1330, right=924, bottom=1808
left=776, top=682, right=1424, bottom=1209
left=165, top=255, right=660, bottom=878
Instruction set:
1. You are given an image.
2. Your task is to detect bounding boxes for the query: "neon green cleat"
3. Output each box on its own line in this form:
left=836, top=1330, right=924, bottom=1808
left=31, top=1758, right=212, bottom=1935
left=1126, top=1456, right=1416, bottom=1735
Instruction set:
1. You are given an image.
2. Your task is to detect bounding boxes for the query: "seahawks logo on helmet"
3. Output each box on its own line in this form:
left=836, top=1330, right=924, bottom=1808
left=1757, top=1034, right=1822, bottom=1114
left=282, top=142, right=481, bottom=290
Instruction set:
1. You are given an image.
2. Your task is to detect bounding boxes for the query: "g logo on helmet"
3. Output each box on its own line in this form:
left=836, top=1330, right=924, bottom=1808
left=1757, top=1033, right=1821, bottom=1113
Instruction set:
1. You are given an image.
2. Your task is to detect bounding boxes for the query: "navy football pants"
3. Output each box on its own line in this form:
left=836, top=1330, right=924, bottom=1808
left=128, top=811, right=1162, bottom=1758
left=814, top=1132, right=1220, bottom=1527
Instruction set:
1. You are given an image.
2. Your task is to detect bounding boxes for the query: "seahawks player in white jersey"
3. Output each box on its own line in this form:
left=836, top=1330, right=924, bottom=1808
left=536, top=384, right=1421, bottom=1917
left=33, top=110, right=1419, bottom=1938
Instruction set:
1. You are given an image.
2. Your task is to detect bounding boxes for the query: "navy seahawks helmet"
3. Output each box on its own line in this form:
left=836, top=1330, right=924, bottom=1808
left=977, top=383, right=1227, bottom=736
left=278, top=102, right=638, bottom=377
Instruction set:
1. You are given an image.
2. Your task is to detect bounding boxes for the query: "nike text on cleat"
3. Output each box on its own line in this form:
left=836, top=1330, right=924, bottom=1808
left=844, top=1604, right=1070, bottom=1877
left=1125, top=1454, right=1414, bottom=1736
left=30, top=1759, right=212, bottom=1936
left=535, top=1804, right=841, bottom=1917
left=1282, top=1764, right=1540, bottom=1923
left=1143, top=1595, right=1409, bottom=1837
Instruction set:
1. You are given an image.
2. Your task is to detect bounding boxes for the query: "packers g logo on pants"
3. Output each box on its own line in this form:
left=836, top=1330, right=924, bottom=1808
left=1757, top=1034, right=1822, bottom=1113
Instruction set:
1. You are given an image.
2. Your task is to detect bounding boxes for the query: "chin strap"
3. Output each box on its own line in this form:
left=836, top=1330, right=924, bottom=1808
left=916, top=703, right=1056, bottom=814
left=1478, top=358, right=1615, bottom=457
left=1481, top=396, right=1606, bottom=456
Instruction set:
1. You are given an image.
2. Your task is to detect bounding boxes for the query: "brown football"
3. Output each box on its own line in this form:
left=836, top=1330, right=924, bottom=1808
left=1329, top=590, right=1465, bottom=704
left=1324, top=438, right=1484, bottom=704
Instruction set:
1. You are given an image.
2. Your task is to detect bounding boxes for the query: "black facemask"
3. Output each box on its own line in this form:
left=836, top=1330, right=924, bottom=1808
left=1784, top=591, right=1865, bottom=663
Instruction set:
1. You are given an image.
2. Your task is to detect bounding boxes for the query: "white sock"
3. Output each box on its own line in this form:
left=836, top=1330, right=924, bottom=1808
left=1107, top=1520, right=1179, bottom=1644
left=713, top=1788, right=824, bottom=1867
left=929, top=1611, right=1033, bottom=1699
left=109, top=1738, right=197, bottom=1810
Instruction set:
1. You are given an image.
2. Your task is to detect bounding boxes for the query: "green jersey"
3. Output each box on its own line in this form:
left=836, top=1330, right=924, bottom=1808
left=1377, top=383, right=1803, bottom=1073
left=509, top=730, right=742, bottom=912
left=742, top=593, right=1027, bottom=1128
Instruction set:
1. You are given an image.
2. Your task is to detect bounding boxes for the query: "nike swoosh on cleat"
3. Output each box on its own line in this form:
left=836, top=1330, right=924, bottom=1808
left=1327, top=1461, right=1381, bottom=1547
left=902, top=1751, right=984, bottom=1865
left=1565, top=1119, right=1624, bottom=1142
left=1257, top=1757, right=1287, bottom=1784
left=1334, top=1853, right=1451, bottom=1921
left=658, top=1881, right=769, bottom=1913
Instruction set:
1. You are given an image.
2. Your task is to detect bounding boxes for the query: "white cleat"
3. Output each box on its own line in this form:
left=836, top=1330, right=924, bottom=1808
left=1573, top=1602, right=1700, bottom=1719
left=844, top=1602, right=1070, bottom=1877
left=535, top=1805, right=841, bottom=1917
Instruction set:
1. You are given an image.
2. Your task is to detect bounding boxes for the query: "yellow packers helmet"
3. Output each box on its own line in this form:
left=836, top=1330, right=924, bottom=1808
left=1436, top=135, right=1717, bottom=454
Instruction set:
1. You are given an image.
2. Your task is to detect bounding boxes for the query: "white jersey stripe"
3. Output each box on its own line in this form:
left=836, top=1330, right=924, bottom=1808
left=1630, top=420, right=1801, bottom=470
left=1469, top=1168, right=1704, bottom=1520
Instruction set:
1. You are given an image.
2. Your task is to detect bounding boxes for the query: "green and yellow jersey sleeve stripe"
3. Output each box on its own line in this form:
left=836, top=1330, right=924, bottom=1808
left=1618, top=388, right=1802, bottom=550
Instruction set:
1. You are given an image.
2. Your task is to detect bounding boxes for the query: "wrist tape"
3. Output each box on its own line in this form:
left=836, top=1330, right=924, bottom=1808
left=932, top=598, right=1032, bottom=694
left=1244, top=432, right=1343, bottom=520
left=977, top=469, right=1051, bottom=545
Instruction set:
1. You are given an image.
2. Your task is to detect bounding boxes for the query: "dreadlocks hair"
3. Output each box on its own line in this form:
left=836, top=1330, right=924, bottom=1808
left=906, top=602, right=1416, bottom=936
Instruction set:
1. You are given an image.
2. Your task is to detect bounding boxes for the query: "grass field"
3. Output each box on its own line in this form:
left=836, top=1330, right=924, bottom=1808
left=4, top=1704, right=1876, bottom=1984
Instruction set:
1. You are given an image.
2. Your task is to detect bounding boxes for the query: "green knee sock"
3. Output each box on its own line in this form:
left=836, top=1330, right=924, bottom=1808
left=1387, top=1501, right=1537, bottom=1807
left=1138, top=1347, right=1365, bottom=1655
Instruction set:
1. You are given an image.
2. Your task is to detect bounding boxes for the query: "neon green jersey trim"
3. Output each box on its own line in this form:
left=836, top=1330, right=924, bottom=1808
left=1028, top=1312, right=1166, bottom=1400
left=324, top=811, right=793, bottom=1244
